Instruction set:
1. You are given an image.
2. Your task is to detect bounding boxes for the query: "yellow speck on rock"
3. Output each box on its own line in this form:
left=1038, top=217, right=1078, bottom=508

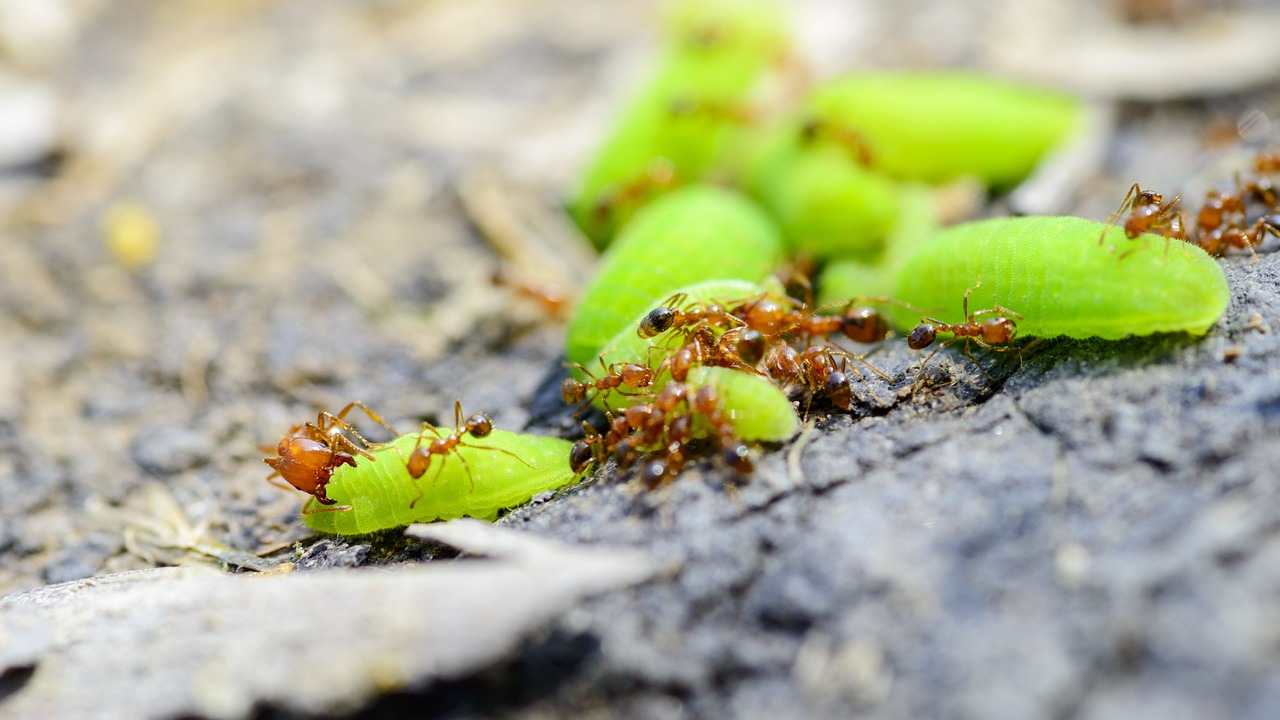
left=103, top=201, right=160, bottom=269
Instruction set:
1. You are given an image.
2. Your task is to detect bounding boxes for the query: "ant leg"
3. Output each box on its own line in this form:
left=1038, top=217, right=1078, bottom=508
left=958, top=341, right=996, bottom=382
left=327, top=433, right=380, bottom=465
left=1009, top=337, right=1045, bottom=370
left=317, top=413, right=380, bottom=460
left=1101, top=183, right=1140, bottom=246
left=572, top=399, right=605, bottom=420
left=265, top=474, right=297, bottom=494
left=847, top=352, right=890, bottom=381
left=967, top=305, right=1024, bottom=322
left=658, top=291, right=690, bottom=312
left=910, top=341, right=953, bottom=396
left=961, top=277, right=984, bottom=319
left=408, top=452, right=451, bottom=509
left=452, top=401, right=465, bottom=432
left=913, top=339, right=950, bottom=375
left=332, top=401, right=402, bottom=439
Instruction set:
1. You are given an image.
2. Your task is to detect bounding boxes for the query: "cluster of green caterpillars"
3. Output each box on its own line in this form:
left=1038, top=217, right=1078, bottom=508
left=274, top=0, right=1247, bottom=535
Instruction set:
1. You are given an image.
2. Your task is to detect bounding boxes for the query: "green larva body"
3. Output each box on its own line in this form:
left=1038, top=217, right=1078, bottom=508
left=685, top=366, right=799, bottom=442
left=303, top=430, right=578, bottom=535
left=804, top=71, right=1082, bottom=189
left=752, top=141, right=902, bottom=260
left=815, top=183, right=939, bottom=305
left=565, top=185, right=783, bottom=367
left=889, top=216, right=1231, bottom=339
left=569, top=0, right=789, bottom=246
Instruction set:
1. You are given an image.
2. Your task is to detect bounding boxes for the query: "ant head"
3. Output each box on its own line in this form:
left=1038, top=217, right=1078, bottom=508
left=668, top=414, right=694, bottom=444
left=561, top=378, right=586, bottom=404
left=640, top=458, right=670, bottom=488
left=466, top=413, right=493, bottom=437
left=612, top=438, right=636, bottom=467
left=841, top=307, right=889, bottom=344
left=825, top=371, right=848, bottom=393
left=569, top=441, right=595, bottom=474
left=639, top=307, right=676, bottom=338
left=908, top=324, right=937, bottom=350
left=735, top=329, right=766, bottom=364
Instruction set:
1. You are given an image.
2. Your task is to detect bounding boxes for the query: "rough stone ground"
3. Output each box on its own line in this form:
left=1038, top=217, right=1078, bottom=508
left=1, top=1, right=1279, bottom=719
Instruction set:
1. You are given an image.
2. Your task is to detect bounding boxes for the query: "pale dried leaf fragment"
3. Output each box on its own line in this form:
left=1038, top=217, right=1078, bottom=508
left=0, top=521, right=658, bottom=720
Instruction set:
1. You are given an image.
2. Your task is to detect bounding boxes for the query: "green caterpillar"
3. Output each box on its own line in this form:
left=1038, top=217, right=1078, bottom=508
left=565, top=185, right=783, bottom=368
left=303, top=429, right=578, bottom=535
left=888, top=216, right=1230, bottom=339
left=569, top=0, right=790, bottom=246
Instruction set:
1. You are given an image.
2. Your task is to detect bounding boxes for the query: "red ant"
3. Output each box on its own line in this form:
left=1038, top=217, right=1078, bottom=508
left=689, top=385, right=753, bottom=473
left=1101, top=182, right=1187, bottom=256
left=562, top=359, right=656, bottom=412
left=490, top=266, right=572, bottom=318
left=668, top=95, right=757, bottom=125
left=263, top=401, right=398, bottom=506
left=907, top=280, right=1022, bottom=377
left=591, top=158, right=677, bottom=227
left=402, top=401, right=535, bottom=507
left=1194, top=214, right=1279, bottom=259
left=732, top=296, right=893, bottom=347
left=638, top=293, right=744, bottom=338
left=1256, top=149, right=1280, bottom=174
left=1194, top=187, right=1247, bottom=240
left=799, top=117, right=875, bottom=167
left=796, top=346, right=858, bottom=412
left=634, top=384, right=750, bottom=488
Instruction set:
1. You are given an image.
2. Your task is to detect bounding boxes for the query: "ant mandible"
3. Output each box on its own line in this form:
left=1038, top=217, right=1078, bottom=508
left=263, top=401, right=398, bottom=506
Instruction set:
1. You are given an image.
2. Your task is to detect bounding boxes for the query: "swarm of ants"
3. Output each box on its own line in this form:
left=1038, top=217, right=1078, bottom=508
left=1103, top=149, right=1280, bottom=259
left=266, top=261, right=1031, bottom=501
left=564, top=147, right=1280, bottom=489
left=558, top=275, right=1028, bottom=489
left=267, top=147, right=1280, bottom=506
